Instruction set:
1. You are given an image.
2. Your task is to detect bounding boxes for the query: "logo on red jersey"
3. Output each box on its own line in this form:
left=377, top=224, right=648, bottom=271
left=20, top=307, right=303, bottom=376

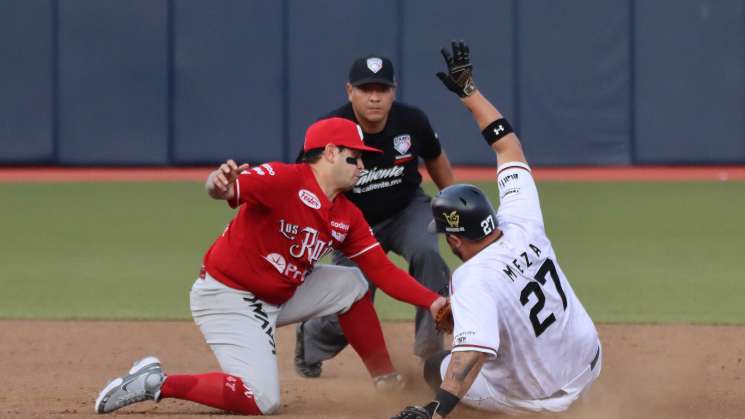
left=330, top=220, right=350, bottom=231
left=331, top=230, right=347, bottom=242
left=263, top=251, right=310, bottom=282
left=247, top=163, right=276, bottom=176
left=279, top=219, right=299, bottom=240
left=261, top=163, right=275, bottom=176
left=298, top=189, right=321, bottom=209
left=271, top=220, right=336, bottom=282
left=289, top=226, right=334, bottom=263
left=264, top=253, right=287, bottom=273
left=329, top=221, right=349, bottom=242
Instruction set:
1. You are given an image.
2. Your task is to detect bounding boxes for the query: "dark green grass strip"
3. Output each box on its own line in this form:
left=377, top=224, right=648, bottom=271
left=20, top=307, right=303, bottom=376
left=2, top=181, right=744, bottom=323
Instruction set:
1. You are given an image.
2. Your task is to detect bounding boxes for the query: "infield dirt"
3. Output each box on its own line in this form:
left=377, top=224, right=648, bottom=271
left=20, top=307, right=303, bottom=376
left=2, top=321, right=743, bottom=419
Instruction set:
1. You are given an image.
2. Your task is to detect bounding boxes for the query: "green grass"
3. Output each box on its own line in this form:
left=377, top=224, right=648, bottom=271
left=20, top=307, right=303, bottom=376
left=2, top=181, right=744, bottom=323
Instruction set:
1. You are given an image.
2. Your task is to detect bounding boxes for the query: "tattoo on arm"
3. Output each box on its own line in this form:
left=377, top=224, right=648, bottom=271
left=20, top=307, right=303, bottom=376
left=441, top=351, right=487, bottom=397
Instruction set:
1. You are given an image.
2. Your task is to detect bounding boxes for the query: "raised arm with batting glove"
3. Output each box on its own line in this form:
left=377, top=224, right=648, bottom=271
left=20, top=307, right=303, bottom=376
left=392, top=39, right=515, bottom=419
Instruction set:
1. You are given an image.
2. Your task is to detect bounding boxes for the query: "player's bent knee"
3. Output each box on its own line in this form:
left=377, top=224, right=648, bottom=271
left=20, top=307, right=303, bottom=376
left=350, top=274, right=368, bottom=301
left=337, top=267, right=368, bottom=301
left=423, top=350, right=450, bottom=392
left=331, top=266, right=368, bottom=314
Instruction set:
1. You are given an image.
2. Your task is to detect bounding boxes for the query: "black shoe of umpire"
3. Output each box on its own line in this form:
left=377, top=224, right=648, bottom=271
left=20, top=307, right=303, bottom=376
left=294, top=322, right=322, bottom=378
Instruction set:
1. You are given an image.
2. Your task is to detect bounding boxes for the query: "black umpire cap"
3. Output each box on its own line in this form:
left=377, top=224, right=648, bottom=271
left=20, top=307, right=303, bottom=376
left=348, top=55, right=396, bottom=87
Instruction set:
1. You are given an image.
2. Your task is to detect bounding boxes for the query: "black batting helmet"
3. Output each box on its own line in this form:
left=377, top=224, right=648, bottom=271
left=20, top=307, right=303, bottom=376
left=428, top=184, right=498, bottom=241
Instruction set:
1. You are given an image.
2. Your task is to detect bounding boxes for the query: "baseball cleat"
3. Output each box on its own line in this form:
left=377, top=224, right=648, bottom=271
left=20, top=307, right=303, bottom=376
left=373, top=372, right=406, bottom=394
left=94, top=356, right=165, bottom=414
left=294, top=323, right=322, bottom=378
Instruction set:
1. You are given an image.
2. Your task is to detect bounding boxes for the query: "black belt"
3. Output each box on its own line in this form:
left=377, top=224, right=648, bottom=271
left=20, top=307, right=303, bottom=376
left=590, top=346, right=600, bottom=370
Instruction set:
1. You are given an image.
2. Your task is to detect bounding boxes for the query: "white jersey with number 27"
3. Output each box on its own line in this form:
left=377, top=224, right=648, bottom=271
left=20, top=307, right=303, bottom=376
left=450, top=161, right=599, bottom=401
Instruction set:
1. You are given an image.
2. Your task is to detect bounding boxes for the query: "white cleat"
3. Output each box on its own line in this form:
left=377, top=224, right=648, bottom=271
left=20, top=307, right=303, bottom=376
left=94, top=356, right=165, bottom=414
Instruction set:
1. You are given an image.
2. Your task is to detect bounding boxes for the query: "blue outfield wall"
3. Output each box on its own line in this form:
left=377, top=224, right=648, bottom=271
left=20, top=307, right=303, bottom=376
left=0, top=0, right=54, bottom=163
left=635, top=0, right=745, bottom=164
left=0, top=0, right=743, bottom=166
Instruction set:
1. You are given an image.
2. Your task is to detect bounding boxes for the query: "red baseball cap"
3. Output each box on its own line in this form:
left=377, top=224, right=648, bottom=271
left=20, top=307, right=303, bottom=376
left=303, top=117, right=383, bottom=153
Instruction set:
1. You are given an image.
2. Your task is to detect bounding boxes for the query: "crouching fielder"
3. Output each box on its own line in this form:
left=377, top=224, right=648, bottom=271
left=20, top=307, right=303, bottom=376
left=391, top=41, right=601, bottom=419
left=93, top=116, right=446, bottom=416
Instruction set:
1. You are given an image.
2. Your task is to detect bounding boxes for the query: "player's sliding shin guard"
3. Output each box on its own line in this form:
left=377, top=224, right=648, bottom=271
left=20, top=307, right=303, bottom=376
left=338, top=291, right=396, bottom=377
left=160, top=372, right=262, bottom=415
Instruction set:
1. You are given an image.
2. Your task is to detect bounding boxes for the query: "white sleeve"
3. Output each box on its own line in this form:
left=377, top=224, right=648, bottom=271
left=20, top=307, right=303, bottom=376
left=496, top=162, right=544, bottom=228
left=450, top=266, right=499, bottom=358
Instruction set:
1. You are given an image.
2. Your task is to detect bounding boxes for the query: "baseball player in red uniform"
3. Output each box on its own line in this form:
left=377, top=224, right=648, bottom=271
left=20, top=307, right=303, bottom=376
left=94, top=117, right=447, bottom=415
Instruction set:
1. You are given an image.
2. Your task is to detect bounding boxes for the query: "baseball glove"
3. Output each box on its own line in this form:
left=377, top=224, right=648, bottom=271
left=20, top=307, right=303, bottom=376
left=390, top=403, right=437, bottom=419
left=435, top=300, right=454, bottom=334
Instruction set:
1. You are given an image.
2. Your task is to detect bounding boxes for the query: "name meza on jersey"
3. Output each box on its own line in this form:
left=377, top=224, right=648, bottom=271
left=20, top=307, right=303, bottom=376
left=501, top=243, right=543, bottom=281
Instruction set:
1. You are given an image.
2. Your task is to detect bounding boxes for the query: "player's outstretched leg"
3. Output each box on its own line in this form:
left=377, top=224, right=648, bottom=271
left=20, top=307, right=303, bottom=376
left=95, top=356, right=165, bottom=413
left=95, top=357, right=264, bottom=415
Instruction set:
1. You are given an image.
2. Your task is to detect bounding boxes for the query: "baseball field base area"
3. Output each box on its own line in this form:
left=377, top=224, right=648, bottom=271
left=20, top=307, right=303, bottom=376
left=2, top=166, right=744, bottom=418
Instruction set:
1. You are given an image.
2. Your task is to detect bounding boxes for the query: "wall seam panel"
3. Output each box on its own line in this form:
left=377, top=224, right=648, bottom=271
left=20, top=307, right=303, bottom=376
left=512, top=0, right=521, bottom=135
left=167, top=0, right=175, bottom=165
left=396, top=0, right=405, bottom=99
left=51, top=0, right=59, bottom=164
left=281, top=0, right=290, bottom=163
left=629, top=0, right=637, bottom=165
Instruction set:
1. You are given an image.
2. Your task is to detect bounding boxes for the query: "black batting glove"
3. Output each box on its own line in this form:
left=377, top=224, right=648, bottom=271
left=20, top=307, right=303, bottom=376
left=436, top=40, right=476, bottom=98
left=391, top=402, right=438, bottom=419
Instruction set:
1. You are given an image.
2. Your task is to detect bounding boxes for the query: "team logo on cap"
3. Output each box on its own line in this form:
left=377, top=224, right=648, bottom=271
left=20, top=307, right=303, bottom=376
left=366, top=57, right=383, bottom=73
left=444, top=211, right=460, bottom=228
left=443, top=211, right=465, bottom=232
left=393, top=134, right=411, bottom=155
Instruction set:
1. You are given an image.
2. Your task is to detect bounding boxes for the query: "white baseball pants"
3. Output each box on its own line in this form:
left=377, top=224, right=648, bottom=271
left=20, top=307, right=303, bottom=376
left=439, top=345, right=602, bottom=414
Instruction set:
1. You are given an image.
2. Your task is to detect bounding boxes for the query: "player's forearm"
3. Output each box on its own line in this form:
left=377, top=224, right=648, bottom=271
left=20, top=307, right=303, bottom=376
left=440, top=350, right=487, bottom=397
left=424, top=151, right=455, bottom=190
left=354, top=247, right=439, bottom=308
left=405, top=351, right=486, bottom=419
left=461, top=91, right=527, bottom=166
left=460, top=90, right=501, bottom=130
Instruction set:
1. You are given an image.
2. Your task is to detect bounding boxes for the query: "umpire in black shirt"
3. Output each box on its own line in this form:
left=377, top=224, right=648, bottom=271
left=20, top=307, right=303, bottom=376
left=295, top=55, right=455, bottom=380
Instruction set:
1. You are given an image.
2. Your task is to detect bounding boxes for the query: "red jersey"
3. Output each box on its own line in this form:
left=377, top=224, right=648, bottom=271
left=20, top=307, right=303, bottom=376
left=203, top=162, right=382, bottom=305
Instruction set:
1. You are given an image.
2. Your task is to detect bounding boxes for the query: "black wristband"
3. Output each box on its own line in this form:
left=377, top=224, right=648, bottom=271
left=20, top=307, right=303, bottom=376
left=432, top=389, right=460, bottom=417
left=481, top=118, right=514, bottom=145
